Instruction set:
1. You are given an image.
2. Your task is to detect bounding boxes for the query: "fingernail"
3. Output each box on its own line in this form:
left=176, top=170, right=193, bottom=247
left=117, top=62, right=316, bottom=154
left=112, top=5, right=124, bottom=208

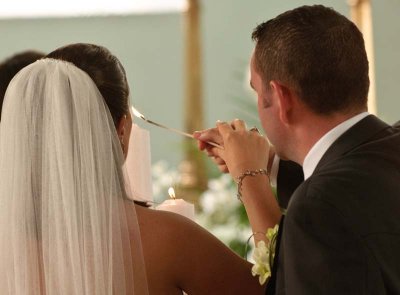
left=193, top=131, right=201, bottom=138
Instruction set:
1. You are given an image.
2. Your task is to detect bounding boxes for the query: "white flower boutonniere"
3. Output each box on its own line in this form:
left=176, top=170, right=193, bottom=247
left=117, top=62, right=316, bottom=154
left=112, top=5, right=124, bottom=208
left=251, top=224, right=279, bottom=285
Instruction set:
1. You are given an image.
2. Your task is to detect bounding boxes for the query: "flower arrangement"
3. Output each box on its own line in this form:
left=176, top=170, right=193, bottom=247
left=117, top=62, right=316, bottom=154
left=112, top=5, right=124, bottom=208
left=197, top=173, right=253, bottom=257
left=251, top=224, right=279, bottom=285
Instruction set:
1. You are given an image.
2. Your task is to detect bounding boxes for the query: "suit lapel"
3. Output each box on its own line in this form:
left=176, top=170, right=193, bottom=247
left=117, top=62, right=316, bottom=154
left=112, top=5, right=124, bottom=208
left=314, top=115, right=390, bottom=174
left=266, top=115, right=391, bottom=295
left=265, top=216, right=285, bottom=295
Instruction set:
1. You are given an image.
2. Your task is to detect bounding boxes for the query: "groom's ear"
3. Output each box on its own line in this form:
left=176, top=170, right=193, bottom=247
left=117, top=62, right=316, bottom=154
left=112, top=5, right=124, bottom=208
left=270, top=80, right=294, bottom=126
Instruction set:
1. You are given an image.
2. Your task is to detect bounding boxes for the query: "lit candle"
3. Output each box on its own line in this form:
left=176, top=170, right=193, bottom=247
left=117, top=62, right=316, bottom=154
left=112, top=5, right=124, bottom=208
left=156, top=187, right=195, bottom=221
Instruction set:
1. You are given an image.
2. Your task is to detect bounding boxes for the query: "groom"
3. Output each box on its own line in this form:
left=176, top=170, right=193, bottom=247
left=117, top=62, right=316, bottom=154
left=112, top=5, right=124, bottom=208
left=197, top=5, right=400, bottom=294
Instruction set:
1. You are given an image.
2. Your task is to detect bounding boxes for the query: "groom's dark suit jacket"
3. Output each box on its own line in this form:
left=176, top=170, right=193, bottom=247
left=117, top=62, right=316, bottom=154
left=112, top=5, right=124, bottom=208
left=267, top=115, right=400, bottom=294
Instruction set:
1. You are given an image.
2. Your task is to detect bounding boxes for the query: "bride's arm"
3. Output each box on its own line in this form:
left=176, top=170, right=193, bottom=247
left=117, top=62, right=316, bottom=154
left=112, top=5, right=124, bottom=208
left=134, top=205, right=265, bottom=295
left=195, top=121, right=281, bottom=243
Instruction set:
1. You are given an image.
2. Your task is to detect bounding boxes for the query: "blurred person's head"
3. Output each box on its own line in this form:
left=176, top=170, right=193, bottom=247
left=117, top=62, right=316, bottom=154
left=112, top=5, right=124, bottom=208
left=0, top=50, right=45, bottom=119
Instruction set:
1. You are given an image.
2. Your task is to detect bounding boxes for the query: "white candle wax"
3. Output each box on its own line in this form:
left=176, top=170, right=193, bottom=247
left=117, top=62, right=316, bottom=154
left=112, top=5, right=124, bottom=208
left=123, top=123, right=153, bottom=203
left=156, top=198, right=195, bottom=221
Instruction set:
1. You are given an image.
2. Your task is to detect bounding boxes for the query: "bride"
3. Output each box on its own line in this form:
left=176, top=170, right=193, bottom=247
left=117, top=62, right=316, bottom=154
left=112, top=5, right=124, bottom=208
left=0, top=43, right=264, bottom=294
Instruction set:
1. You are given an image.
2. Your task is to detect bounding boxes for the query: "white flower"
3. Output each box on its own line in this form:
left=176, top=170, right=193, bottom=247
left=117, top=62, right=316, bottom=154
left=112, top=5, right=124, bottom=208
left=252, top=240, right=271, bottom=285
left=200, top=174, right=237, bottom=214
left=251, top=224, right=279, bottom=285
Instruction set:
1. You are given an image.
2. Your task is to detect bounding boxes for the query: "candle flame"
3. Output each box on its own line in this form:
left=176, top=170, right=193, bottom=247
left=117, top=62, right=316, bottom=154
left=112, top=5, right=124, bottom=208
left=168, top=187, right=176, bottom=199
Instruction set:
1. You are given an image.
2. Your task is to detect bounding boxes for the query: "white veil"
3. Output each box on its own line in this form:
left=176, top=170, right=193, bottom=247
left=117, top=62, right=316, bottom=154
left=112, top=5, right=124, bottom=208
left=0, top=59, right=148, bottom=294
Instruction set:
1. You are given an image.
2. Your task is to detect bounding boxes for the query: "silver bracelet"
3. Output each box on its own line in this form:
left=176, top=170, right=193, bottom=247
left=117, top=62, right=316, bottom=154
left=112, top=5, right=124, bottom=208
left=236, top=169, right=269, bottom=201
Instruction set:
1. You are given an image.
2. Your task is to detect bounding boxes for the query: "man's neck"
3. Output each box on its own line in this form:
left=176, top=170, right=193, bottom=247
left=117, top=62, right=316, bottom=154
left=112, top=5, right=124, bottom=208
left=293, top=110, right=367, bottom=165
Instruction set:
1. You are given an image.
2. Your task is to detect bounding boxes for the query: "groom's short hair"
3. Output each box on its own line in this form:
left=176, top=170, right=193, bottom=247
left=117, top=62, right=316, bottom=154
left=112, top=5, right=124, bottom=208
left=0, top=50, right=45, bottom=119
left=252, top=5, right=369, bottom=115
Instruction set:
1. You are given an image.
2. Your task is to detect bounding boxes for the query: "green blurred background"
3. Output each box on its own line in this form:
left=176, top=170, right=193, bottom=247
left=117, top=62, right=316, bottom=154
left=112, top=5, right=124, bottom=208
left=1, top=0, right=398, bottom=167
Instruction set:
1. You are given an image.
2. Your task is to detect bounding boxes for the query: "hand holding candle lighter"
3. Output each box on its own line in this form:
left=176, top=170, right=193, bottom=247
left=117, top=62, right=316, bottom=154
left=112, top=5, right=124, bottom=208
left=156, top=187, right=195, bottom=221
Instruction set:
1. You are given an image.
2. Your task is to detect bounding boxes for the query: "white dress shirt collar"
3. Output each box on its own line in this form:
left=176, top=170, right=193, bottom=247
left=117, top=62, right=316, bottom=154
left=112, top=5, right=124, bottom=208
left=302, top=112, right=369, bottom=180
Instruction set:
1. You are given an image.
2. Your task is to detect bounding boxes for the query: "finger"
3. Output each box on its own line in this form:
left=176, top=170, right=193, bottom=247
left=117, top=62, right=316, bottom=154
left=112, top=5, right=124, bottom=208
left=218, top=164, right=229, bottom=173
left=209, top=146, right=224, bottom=158
left=212, top=156, right=226, bottom=166
left=206, top=148, right=217, bottom=157
left=209, top=155, right=225, bottom=168
left=193, top=130, right=202, bottom=139
left=193, top=129, right=210, bottom=139
left=231, top=118, right=246, bottom=131
left=216, top=121, right=233, bottom=136
left=198, top=140, right=208, bottom=151
left=195, top=128, right=222, bottom=145
left=205, top=145, right=223, bottom=158
left=204, top=152, right=227, bottom=173
left=249, top=126, right=261, bottom=134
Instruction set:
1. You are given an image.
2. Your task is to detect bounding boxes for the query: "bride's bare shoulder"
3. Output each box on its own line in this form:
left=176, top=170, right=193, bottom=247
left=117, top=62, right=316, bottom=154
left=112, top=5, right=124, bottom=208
left=134, top=203, right=198, bottom=242
left=132, top=203, right=198, bottom=293
left=130, top=202, right=264, bottom=295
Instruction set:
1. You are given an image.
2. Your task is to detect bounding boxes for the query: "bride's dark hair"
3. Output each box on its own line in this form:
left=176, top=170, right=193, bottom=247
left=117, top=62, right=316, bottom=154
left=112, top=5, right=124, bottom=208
left=46, top=43, right=129, bottom=126
left=48, top=43, right=150, bottom=208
